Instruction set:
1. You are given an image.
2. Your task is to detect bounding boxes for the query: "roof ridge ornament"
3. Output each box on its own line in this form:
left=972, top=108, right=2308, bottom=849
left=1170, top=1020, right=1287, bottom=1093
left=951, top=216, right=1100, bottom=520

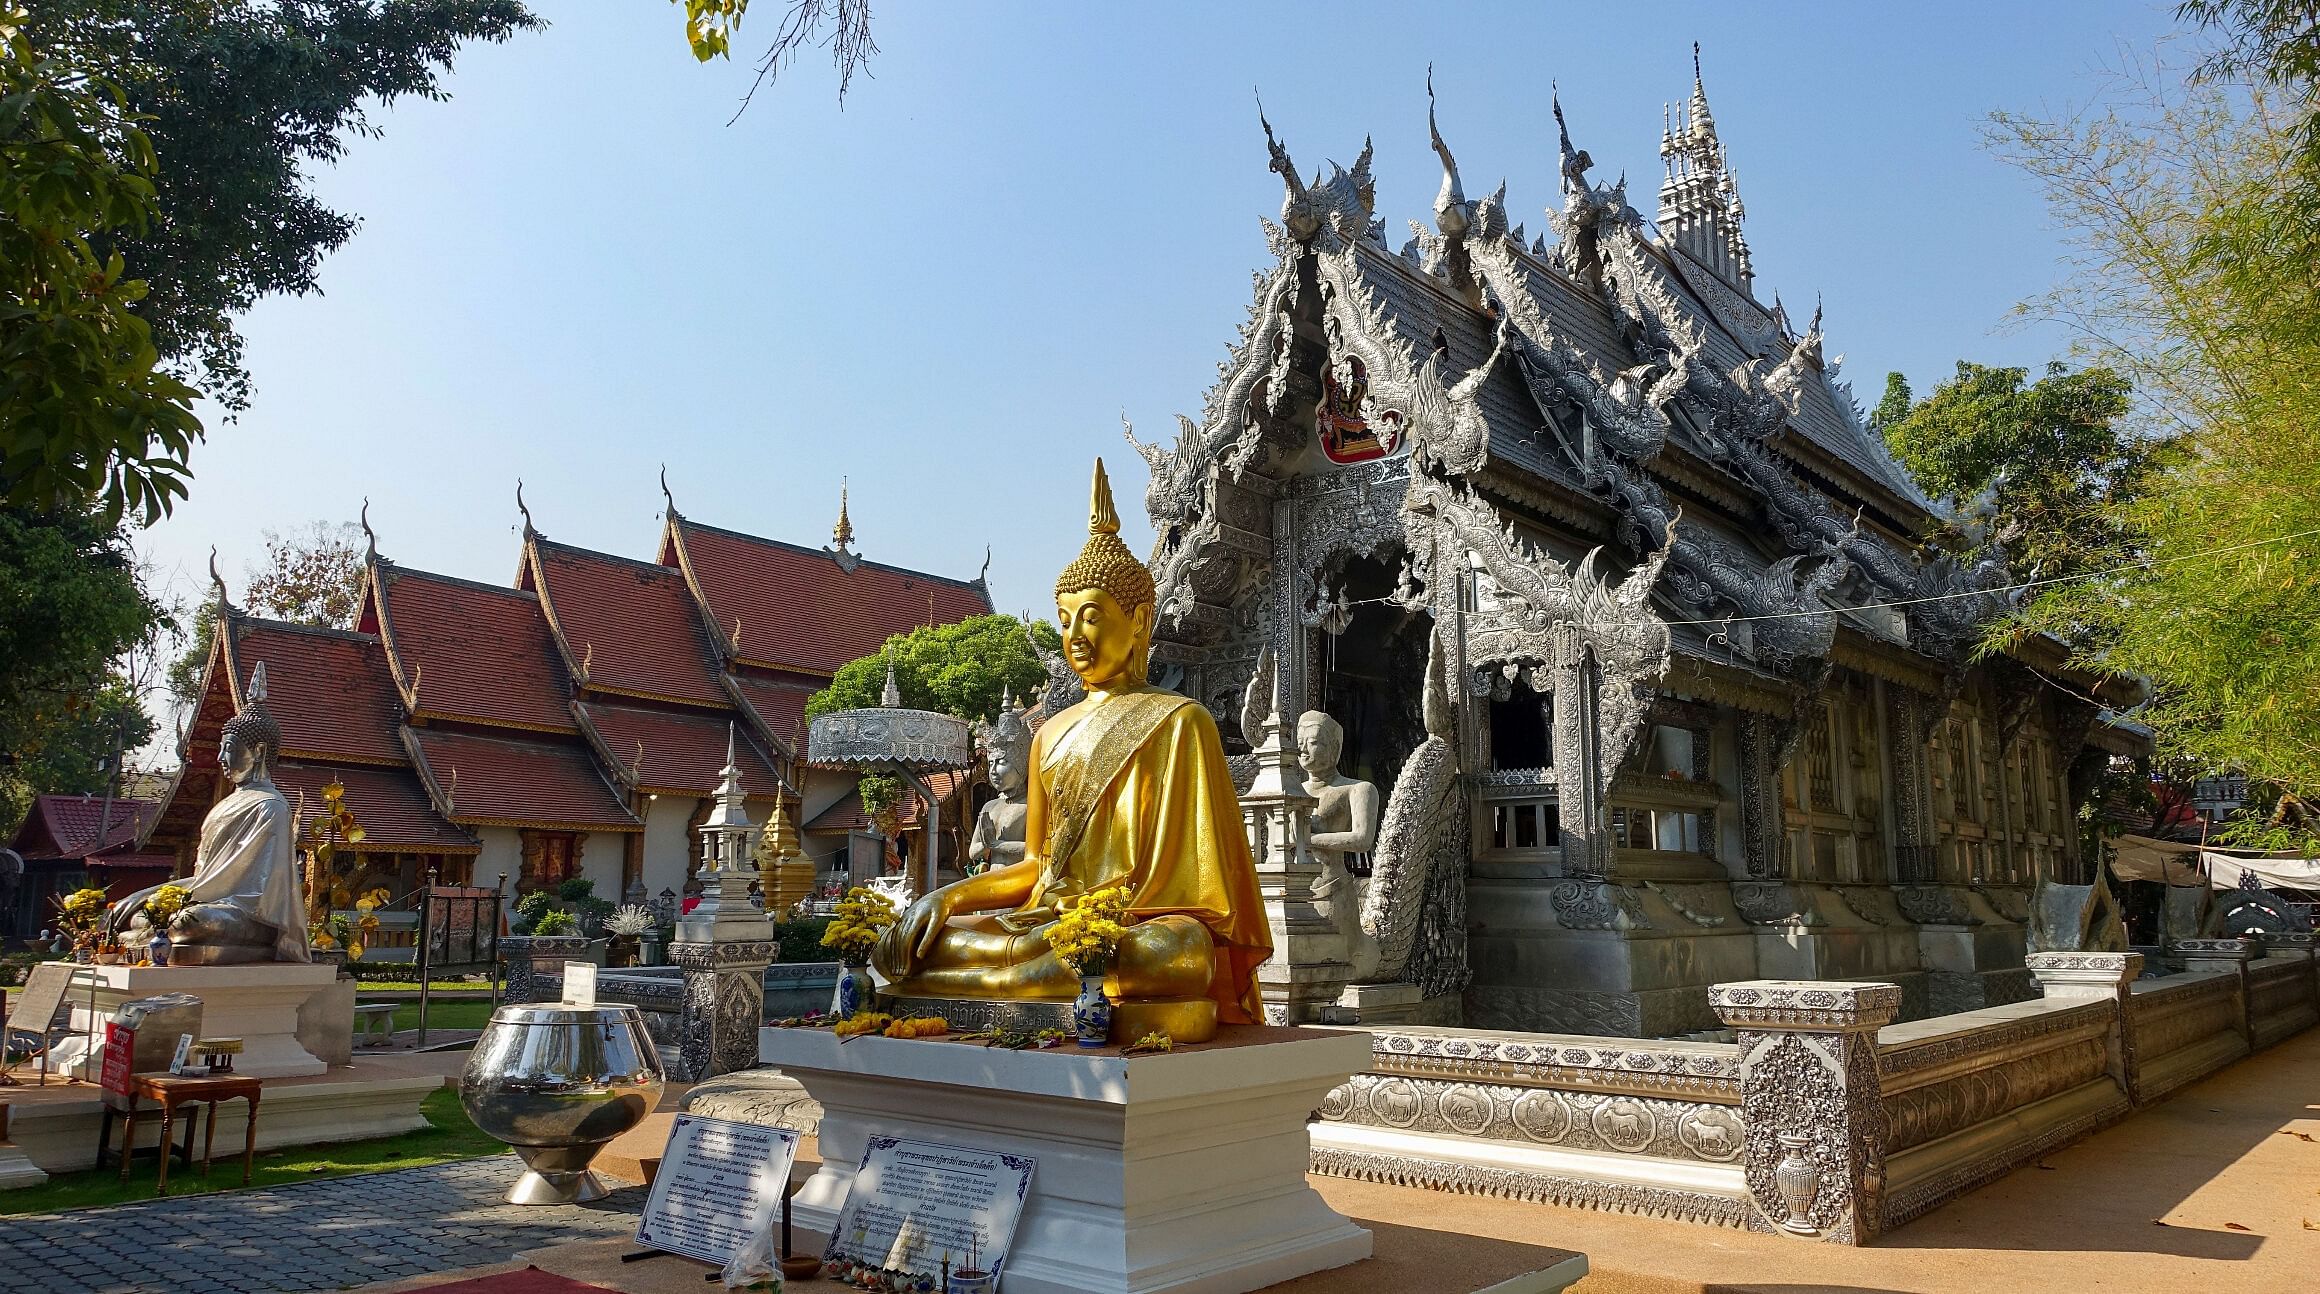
left=830, top=478, right=860, bottom=571
left=660, top=464, right=678, bottom=519
left=516, top=479, right=535, bottom=537
left=360, top=498, right=378, bottom=564
left=208, top=546, right=234, bottom=612
left=1426, top=64, right=1468, bottom=240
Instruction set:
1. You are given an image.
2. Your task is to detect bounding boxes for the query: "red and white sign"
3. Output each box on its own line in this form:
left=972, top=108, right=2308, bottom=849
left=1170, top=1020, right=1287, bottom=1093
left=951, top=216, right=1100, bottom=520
left=100, top=1021, right=136, bottom=1110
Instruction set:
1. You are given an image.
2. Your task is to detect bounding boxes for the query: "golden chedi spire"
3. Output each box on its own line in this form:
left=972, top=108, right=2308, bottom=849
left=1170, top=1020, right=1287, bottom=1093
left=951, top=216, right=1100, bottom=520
left=1053, top=457, right=1154, bottom=612
left=757, top=787, right=812, bottom=915
left=833, top=477, right=855, bottom=554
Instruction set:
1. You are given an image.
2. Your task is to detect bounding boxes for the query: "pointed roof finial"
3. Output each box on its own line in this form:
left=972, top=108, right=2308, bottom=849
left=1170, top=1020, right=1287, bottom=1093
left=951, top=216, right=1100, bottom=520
left=208, top=546, right=231, bottom=608
left=247, top=659, right=269, bottom=705
left=516, top=479, right=534, bottom=536
left=833, top=477, right=855, bottom=554
left=880, top=654, right=902, bottom=708
left=978, top=545, right=991, bottom=587
left=1427, top=63, right=1467, bottom=232
left=359, top=498, right=378, bottom=564
left=660, top=464, right=677, bottom=518
left=1689, top=41, right=1714, bottom=134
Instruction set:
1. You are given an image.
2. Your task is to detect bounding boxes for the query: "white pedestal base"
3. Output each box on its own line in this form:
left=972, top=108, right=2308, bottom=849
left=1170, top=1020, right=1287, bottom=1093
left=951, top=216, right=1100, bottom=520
left=760, top=1024, right=1374, bottom=1294
left=49, top=963, right=340, bottom=1079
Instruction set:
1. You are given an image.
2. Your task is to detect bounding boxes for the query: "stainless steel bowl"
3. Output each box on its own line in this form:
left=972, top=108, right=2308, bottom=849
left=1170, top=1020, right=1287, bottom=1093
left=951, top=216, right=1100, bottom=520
left=460, top=1002, right=665, bottom=1204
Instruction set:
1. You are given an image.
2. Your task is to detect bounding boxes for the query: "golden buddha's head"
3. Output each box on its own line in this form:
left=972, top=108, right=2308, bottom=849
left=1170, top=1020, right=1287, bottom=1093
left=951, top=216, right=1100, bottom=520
left=1054, top=458, right=1155, bottom=692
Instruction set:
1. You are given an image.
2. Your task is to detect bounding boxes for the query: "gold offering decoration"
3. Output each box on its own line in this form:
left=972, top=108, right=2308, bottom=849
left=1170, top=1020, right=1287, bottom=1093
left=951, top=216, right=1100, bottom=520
left=821, top=887, right=897, bottom=965
left=866, top=458, right=1272, bottom=1044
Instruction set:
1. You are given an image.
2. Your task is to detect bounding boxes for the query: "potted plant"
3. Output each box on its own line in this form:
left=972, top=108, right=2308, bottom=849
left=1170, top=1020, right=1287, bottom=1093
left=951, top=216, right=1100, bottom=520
left=819, top=887, right=897, bottom=1020
left=1044, top=886, right=1131, bottom=1046
left=142, top=884, right=193, bottom=965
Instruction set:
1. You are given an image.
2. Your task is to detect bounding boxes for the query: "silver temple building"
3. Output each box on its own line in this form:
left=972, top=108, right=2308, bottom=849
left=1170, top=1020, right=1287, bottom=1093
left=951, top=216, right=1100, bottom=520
left=1128, top=56, right=2143, bottom=1039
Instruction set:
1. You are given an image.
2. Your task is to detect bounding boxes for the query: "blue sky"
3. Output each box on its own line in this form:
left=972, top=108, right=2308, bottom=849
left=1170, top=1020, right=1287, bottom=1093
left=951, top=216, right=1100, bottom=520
left=143, top=0, right=2184, bottom=636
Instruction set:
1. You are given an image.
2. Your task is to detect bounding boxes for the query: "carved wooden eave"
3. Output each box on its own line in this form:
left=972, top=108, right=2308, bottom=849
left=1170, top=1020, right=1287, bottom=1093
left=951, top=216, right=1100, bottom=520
left=1827, top=624, right=1951, bottom=695
left=1657, top=653, right=1800, bottom=719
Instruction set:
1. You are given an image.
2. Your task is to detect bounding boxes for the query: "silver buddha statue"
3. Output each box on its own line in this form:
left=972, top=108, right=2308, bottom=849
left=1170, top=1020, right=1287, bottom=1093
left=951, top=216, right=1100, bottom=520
left=112, top=663, right=310, bottom=964
left=965, top=694, right=1030, bottom=874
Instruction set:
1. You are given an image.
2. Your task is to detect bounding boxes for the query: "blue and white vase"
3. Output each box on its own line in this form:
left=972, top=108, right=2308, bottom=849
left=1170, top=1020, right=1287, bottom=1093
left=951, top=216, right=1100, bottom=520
left=1072, top=972, right=1113, bottom=1047
left=832, top=961, right=869, bottom=1021
left=147, top=930, right=171, bottom=967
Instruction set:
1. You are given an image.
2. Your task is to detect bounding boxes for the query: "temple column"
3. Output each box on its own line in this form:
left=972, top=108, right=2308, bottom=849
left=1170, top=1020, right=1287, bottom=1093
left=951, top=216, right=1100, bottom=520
left=1551, top=622, right=1610, bottom=876
left=1735, top=713, right=1785, bottom=879
left=1885, top=688, right=1937, bottom=885
left=1712, top=980, right=1900, bottom=1245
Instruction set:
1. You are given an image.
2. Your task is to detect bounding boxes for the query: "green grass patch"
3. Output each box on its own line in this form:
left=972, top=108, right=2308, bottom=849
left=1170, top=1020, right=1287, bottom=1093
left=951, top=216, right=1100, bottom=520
left=0, top=1088, right=504, bottom=1216
left=369, top=998, right=497, bottom=1033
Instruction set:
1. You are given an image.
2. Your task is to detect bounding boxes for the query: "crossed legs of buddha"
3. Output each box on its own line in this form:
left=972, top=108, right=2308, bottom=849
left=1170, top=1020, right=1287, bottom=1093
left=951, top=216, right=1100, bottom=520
left=878, top=913, right=1222, bottom=1042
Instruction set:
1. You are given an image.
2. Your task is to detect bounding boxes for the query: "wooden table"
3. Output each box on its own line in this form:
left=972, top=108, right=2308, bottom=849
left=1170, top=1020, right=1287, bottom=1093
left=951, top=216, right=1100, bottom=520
left=116, top=1073, right=261, bottom=1195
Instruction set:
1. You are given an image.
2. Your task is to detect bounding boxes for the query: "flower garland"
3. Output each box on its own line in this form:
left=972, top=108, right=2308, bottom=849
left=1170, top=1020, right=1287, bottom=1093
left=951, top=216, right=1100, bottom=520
left=821, top=887, right=897, bottom=966
left=1042, top=885, right=1130, bottom=976
left=143, top=884, right=193, bottom=928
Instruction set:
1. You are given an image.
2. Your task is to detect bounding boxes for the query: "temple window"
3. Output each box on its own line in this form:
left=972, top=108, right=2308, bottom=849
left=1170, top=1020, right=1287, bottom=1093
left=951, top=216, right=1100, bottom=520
left=1611, top=807, right=1704, bottom=853
left=1806, top=707, right=1839, bottom=811
left=1488, top=681, right=1552, bottom=772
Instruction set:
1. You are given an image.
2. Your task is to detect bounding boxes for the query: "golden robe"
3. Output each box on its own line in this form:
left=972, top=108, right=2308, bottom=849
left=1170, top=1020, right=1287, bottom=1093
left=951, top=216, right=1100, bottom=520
left=1023, top=688, right=1271, bottom=1024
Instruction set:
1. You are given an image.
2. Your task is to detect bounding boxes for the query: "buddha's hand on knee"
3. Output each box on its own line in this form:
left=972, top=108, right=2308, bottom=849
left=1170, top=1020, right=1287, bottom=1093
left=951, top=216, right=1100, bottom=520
left=903, top=888, right=964, bottom=960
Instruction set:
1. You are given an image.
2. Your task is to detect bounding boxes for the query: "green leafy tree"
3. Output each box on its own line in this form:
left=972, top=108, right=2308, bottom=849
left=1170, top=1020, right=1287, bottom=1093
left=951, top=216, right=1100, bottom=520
left=1990, top=39, right=2320, bottom=844
left=0, top=506, right=165, bottom=833
left=28, top=0, right=542, bottom=413
left=0, top=13, right=201, bottom=525
left=806, top=614, right=1062, bottom=725
left=1878, top=361, right=2143, bottom=586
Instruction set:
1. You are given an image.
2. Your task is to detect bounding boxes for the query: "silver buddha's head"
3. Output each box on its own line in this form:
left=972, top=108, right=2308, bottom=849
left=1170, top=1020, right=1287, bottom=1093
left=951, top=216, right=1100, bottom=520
left=1296, top=712, right=1345, bottom=781
left=218, top=662, right=281, bottom=786
left=981, top=695, right=1032, bottom=798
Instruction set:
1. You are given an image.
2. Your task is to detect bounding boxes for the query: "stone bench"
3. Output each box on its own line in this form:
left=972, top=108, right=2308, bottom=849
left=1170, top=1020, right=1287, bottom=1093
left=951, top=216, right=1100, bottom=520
left=352, top=1003, right=399, bottom=1047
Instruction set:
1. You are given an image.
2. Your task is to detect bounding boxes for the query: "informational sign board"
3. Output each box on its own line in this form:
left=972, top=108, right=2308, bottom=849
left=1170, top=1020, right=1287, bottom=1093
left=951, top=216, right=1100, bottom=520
left=634, top=1115, right=802, bottom=1267
left=561, top=963, right=597, bottom=1009
left=6, top=962, right=72, bottom=1049
left=99, top=1022, right=136, bottom=1110
left=168, top=1033, right=194, bottom=1075
left=823, top=1136, right=1035, bottom=1288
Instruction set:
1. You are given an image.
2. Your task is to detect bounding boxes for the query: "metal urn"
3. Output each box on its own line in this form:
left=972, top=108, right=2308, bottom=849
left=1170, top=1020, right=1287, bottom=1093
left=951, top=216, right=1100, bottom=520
left=460, top=1003, right=665, bottom=1205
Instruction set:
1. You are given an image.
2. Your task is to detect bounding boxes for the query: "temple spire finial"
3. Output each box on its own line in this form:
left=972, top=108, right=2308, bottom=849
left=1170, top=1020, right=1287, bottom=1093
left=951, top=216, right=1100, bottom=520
left=660, top=464, right=678, bottom=518
left=880, top=654, right=902, bottom=708
left=516, top=480, right=535, bottom=536
left=1426, top=63, right=1467, bottom=236
left=208, top=546, right=232, bottom=610
left=833, top=477, right=855, bottom=554
left=1657, top=42, right=1752, bottom=293
left=359, top=498, right=378, bottom=564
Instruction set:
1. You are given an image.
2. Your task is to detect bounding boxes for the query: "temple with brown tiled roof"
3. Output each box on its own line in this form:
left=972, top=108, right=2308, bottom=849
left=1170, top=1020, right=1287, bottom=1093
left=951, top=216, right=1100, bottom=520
left=141, top=487, right=993, bottom=921
left=5, top=794, right=170, bottom=936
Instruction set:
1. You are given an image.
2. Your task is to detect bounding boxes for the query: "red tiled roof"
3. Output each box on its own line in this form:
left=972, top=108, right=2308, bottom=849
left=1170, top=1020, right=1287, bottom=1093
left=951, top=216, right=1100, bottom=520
left=13, top=796, right=159, bottom=861
left=368, top=566, right=575, bottom=733
left=529, top=540, right=730, bottom=707
left=574, top=701, right=785, bottom=798
left=803, top=770, right=965, bottom=834
left=274, top=761, right=480, bottom=854
left=404, top=727, right=640, bottom=831
left=224, top=618, right=407, bottom=765
left=726, top=673, right=818, bottom=753
left=670, top=519, right=992, bottom=677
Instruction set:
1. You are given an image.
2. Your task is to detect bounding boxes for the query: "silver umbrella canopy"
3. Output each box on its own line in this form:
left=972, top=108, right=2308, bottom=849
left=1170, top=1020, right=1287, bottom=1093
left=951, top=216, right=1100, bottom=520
left=805, top=662, right=974, bottom=895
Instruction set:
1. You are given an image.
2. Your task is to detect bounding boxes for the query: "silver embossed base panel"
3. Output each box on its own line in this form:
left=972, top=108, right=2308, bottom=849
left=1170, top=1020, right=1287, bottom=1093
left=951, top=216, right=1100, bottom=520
left=880, top=994, right=1074, bottom=1035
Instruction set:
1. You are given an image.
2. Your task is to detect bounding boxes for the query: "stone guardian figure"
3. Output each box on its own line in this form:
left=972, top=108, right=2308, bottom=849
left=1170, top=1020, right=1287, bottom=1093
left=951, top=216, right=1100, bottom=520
left=111, top=663, right=310, bottom=964
left=966, top=695, right=1032, bottom=874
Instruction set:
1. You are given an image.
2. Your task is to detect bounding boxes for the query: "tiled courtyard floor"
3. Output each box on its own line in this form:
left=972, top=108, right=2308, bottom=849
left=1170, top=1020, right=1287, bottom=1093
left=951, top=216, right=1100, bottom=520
left=0, top=1155, right=641, bottom=1294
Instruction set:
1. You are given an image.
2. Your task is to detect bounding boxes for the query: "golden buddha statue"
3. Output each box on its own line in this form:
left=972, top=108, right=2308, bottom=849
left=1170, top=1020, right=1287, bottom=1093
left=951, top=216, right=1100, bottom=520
left=876, top=459, right=1270, bottom=1041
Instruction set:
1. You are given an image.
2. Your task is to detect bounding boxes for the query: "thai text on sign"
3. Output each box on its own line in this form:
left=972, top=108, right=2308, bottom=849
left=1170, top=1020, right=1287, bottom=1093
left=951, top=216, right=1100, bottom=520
left=823, top=1136, right=1035, bottom=1285
left=634, top=1115, right=800, bottom=1266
